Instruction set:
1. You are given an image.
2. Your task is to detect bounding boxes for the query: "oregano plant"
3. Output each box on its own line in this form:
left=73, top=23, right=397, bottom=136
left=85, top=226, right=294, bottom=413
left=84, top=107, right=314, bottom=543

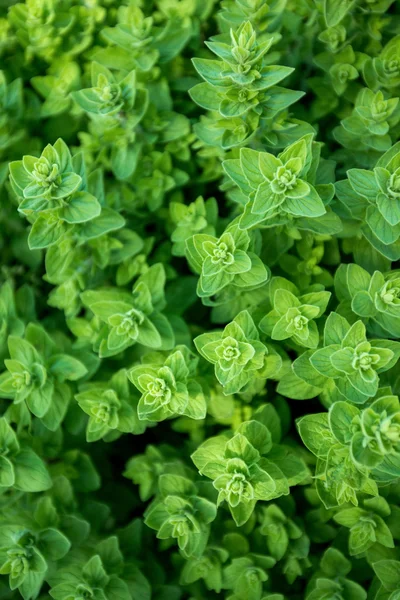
left=2, top=0, right=400, bottom=599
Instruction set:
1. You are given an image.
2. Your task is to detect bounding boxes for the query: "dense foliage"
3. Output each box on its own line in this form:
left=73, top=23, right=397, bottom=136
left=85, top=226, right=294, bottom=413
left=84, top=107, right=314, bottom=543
left=2, top=0, right=400, bottom=598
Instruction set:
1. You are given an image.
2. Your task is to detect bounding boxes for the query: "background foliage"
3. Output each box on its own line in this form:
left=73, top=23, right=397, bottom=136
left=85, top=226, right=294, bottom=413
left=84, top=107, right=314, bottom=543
left=1, top=0, right=400, bottom=598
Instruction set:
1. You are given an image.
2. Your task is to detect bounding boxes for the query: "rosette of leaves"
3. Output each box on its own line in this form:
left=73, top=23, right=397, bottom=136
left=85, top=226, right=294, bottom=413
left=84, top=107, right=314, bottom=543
left=124, top=444, right=190, bottom=502
left=259, top=276, right=331, bottom=348
left=0, top=418, right=51, bottom=493
left=333, top=496, right=394, bottom=556
left=194, top=310, right=281, bottom=395
left=49, top=553, right=131, bottom=600
left=222, top=554, right=275, bottom=600
left=261, top=109, right=317, bottom=150
left=313, top=44, right=361, bottom=97
left=257, top=498, right=311, bottom=584
left=43, top=219, right=142, bottom=319
left=0, top=323, right=88, bottom=428
left=48, top=449, right=100, bottom=495
left=364, top=35, right=400, bottom=91
left=191, top=419, right=308, bottom=525
left=190, top=21, right=303, bottom=148
left=169, top=196, right=218, bottom=257
left=223, top=134, right=341, bottom=234
left=72, top=62, right=138, bottom=118
left=97, top=5, right=158, bottom=72
left=180, top=545, right=229, bottom=592
left=128, top=346, right=206, bottom=422
left=322, top=0, right=395, bottom=28
left=203, top=271, right=271, bottom=326
left=259, top=504, right=303, bottom=562
left=297, top=393, right=400, bottom=507
left=144, top=474, right=217, bottom=558
left=9, top=139, right=83, bottom=207
left=9, top=139, right=103, bottom=250
left=334, top=88, right=400, bottom=160
left=284, top=313, right=400, bottom=405
left=318, top=25, right=347, bottom=53
left=297, top=411, right=376, bottom=507
left=76, top=369, right=145, bottom=442
left=31, top=62, right=80, bottom=119
left=18, top=201, right=126, bottom=310
left=110, top=145, right=190, bottom=214
left=71, top=62, right=148, bottom=180
left=99, top=1, right=203, bottom=71
left=8, top=0, right=91, bottom=63
left=306, top=547, right=366, bottom=600
left=185, top=222, right=269, bottom=300
left=281, top=535, right=311, bottom=585
left=39, top=479, right=91, bottom=547
left=0, top=509, right=71, bottom=600
left=101, top=532, right=153, bottom=600
left=152, top=0, right=215, bottom=57
left=110, top=523, right=151, bottom=599
left=115, top=235, right=153, bottom=288
left=304, top=488, right=339, bottom=544
left=329, top=394, right=400, bottom=478
left=81, top=264, right=174, bottom=357
left=216, top=0, right=286, bottom=33
left=337, top=142, right=400, bottom=261
left=335, top=263, right=400, bottom=337
left=278, top=232, right=336, bottom=290
left=39, top=486, right=90, bottom=542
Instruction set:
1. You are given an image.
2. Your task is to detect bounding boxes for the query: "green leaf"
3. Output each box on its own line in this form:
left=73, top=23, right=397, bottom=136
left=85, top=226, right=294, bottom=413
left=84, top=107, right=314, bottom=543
left=8, top=336, right=38, bottom=366
left=13, top=449, right=52, bottom=492
left=320, top=547, right=351, bottom=577
left=373, top=560, right=400, bottom=591
left=297, top=414, right=333, bottom=458
left=49, top=354, right=88, bottom=380
left=237, top=421, right=272, bottom=455
left=351, top=291, right=376, bottom=317
left=111, top=143, right=141, bottom=181
left=348, top=168, right=379, bottom=201
left=230, top=500, right=257, bottom=527
left=310, top=346, right=342, bottom=378
left=191, top=436, right=227, bottom=476
left=324, top=312, right=350, bottom=346
left=189, top=83, right=221, bottom=111
left=106, top=576, right=132, bottom=600
left=80, top=207, right=125, bottom=239
left=240, top=148, right=265, bottom=189
left=283, top=185, right=326, bottom=218
left=225, top=433, right=260, bottom=465
left=83, top=555, right=109, bottom=588
left=0, top=455, right=15, bottom=487
left=329, top=401, right=359, bottom=444
left=28, top=214, right=69, bottom=250
left=38, top=528, right=71, bottom=561
left=191, top=58, right=224, bottom=87
left=60, top=192, right=101, bottom=224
